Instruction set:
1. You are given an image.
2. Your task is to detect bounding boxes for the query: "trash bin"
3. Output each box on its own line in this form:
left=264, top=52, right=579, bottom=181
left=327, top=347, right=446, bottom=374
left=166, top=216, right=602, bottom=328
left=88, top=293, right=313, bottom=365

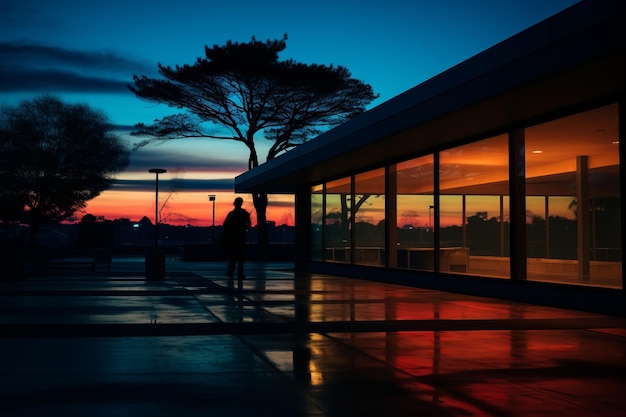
left=145, top=248, right=166, bottom=280
left=0, top=239, right=24, bottom=280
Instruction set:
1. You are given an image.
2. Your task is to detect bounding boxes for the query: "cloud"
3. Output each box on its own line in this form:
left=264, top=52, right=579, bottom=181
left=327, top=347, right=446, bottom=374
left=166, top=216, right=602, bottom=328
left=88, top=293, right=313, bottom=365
left=0, top=66, right=129, bottom=93
left=0, top=41, right=153, bottom=93
left=126, top=146, right=249, bottom=174
left=113, top=124, right=137, bottom=133
left=111, top=178, right=234, bottom=192
left=268, top=198, right=296, bottom=208
left=0, top=42, right=152, bottom=72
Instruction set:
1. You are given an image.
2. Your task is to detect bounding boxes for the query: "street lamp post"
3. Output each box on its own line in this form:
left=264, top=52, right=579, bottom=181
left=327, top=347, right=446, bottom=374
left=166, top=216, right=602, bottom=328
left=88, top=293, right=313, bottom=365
left=208, top=195, right=216, bottom=244
left=149, top=168, right=166, bottom=248
left=146, top=168, right=167, bottom=280
left=429, top=205, right=435, bottom=232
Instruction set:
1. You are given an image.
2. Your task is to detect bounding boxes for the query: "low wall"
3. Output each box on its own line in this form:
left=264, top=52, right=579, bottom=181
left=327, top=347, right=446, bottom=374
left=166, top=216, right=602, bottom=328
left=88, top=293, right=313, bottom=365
left=469, top=256, right=622, bottom=284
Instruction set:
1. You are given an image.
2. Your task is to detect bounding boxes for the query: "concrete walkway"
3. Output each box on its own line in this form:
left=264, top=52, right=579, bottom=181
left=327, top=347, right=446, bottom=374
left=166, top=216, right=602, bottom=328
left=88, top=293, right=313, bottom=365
left=1, top=257, right=625, bottom=416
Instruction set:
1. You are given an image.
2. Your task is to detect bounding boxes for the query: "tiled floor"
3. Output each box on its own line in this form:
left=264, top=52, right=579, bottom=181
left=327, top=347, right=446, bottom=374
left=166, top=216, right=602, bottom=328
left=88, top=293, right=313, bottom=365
left=1, top=258, right=625, bottom=416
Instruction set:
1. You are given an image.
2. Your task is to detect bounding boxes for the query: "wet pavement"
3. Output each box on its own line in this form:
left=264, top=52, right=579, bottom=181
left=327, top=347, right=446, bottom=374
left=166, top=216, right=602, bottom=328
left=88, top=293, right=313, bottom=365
left=1, top=257, right=625, bottom=416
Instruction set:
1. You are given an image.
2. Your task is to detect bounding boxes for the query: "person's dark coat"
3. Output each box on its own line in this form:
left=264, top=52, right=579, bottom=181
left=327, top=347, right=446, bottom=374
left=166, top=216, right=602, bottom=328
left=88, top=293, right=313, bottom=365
left=222, top=207, right=251, bottom=249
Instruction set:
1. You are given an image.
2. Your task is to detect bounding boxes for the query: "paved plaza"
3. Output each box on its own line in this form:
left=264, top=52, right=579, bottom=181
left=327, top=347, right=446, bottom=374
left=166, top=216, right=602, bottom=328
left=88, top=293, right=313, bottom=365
left=1, top=257, right=625, bottom=416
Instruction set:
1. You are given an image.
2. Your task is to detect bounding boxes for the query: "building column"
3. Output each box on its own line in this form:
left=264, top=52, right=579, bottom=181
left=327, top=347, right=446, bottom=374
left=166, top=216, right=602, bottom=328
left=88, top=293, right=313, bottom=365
left=350, top=176, right=356, bottom=265
left=617, top=96, right=626, bottom=292
left=294, top=185, right=311, bottom=271
left=576, top=155, right=591, bottom=281
left=433, top=153, right=440, bottom=272
left=386, top=165, right=398, bottom=268
left=509, top=129, right=527, bottom=280
left=433, top=153, right=441, bottom=272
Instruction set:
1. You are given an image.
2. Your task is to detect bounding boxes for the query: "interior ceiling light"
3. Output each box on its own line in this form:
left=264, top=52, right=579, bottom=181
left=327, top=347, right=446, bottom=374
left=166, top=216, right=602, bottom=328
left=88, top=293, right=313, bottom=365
left=532, top=150, right=543, bottom=154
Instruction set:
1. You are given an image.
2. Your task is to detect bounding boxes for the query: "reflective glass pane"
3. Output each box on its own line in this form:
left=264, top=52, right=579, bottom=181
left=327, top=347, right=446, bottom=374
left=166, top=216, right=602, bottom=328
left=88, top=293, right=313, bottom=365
left=311, top=184, right=323, bottom=261
left=525, top=103, right=621, bottom=288
left=395, top=155, right=434, bottom=270
left=439, top=135, right=509, bottom=276
left=354, top=168, right=385, bottom=266
left=325, top=177, right=351, bottom=263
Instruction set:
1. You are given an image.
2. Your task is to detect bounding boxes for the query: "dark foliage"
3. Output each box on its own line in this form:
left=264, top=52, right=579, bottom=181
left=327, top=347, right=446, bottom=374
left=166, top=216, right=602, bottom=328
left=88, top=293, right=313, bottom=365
left=128, top=35, right=378, bottom=244
left=0, top=95, right=130, bottom=245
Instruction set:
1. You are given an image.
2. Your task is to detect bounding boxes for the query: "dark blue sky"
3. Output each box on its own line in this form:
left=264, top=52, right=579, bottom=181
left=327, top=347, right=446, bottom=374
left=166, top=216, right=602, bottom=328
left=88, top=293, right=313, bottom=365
left=1, top=0, right=579, bottom=126
left=0, top=0, right=580, bottom=223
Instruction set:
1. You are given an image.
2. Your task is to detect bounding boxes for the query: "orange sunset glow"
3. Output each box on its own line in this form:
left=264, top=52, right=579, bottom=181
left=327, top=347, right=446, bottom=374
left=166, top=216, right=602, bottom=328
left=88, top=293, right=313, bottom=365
left=74, top=132, right=296, bottom=227
left=83, top=189, right=295, bottom=227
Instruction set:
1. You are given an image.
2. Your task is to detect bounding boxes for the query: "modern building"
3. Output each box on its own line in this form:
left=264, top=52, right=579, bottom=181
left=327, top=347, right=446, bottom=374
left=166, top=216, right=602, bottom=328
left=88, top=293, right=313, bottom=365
left=236, top=0, right=626, bottom=316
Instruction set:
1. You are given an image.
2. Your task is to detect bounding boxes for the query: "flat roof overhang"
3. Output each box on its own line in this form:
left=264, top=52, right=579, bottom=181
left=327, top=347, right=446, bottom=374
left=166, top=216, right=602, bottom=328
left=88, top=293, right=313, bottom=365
left=236, top=0, right=626, bottom=194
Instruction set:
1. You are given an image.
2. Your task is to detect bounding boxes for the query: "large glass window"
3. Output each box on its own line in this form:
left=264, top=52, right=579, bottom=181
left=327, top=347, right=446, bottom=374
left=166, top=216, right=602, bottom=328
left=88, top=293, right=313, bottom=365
left=354, top=168, right=386, bottom=266
left=525, top=104, right=621, bottom=288
left=439, top=135, right=509, bottom=276
left=395, top=155, right=434, bottom=270
left=325, top=177, right=351, bottom=263
left=311, top=184, right=323, bottom=261
left=311, top=104, right=620, bottom=291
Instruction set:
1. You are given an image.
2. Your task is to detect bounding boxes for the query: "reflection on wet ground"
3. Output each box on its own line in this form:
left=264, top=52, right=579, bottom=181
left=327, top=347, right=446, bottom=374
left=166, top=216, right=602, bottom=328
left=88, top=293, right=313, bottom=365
left=1, top=258, right=625, bottom=416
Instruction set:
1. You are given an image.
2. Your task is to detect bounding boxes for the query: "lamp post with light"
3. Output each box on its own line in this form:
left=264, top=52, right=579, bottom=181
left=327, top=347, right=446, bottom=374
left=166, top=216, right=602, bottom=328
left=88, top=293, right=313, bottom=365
left=208, top=194, right=216, bottom=244
left=149, top=168, right=167, bottom=248
left=147, top=168, right=166, bottom=280
left=429, top=205, right=434, bottom=232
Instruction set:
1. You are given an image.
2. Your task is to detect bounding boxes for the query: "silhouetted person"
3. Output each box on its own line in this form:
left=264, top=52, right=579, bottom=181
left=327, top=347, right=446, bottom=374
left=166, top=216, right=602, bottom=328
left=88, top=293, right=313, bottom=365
left=221, top=197, right=252, bottom=280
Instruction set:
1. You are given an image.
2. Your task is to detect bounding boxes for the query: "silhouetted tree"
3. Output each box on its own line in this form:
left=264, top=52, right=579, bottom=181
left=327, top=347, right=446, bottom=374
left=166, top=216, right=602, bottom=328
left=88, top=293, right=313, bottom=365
left=0, top=96, right=130, bottom=247
left=400, top=210, right=420, bottom=228
left=466, top=211, right=501, bottom=255
left=128, top=35, right=378, bottom=245
left=80, top=214, right=98, bottom=223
